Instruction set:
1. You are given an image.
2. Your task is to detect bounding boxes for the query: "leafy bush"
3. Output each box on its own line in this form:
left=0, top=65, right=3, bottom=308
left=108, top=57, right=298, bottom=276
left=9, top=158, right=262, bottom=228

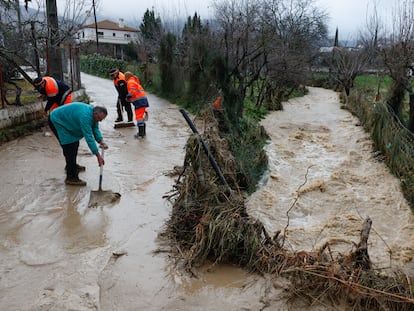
left=80, top=54, right=127, bottom=78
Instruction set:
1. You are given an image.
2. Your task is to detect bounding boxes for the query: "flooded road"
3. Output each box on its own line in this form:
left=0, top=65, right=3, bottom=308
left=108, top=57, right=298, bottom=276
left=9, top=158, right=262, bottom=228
left=0, top=73, right=271, bottom=311
left=0, top=76, right=413, bottom=310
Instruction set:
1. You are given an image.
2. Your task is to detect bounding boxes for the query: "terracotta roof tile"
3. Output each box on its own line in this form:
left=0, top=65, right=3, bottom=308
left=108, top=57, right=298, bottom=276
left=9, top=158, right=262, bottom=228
left=83, top=19, right=138, bottom=32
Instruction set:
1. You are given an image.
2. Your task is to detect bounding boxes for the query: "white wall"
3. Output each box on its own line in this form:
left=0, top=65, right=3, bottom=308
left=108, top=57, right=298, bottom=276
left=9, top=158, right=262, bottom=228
left=77, top=28, right=138, bottom=45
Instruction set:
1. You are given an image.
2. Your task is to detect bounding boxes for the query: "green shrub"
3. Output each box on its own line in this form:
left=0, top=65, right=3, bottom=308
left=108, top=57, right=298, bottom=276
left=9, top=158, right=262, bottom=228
left=80, top=54, right=127, bottom=78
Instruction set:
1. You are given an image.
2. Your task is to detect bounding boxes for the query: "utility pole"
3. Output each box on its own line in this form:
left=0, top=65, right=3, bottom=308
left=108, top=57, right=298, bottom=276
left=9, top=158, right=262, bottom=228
left=46, top=0, right=63, bottom=80
left=92, top=0, right=99, bottom=53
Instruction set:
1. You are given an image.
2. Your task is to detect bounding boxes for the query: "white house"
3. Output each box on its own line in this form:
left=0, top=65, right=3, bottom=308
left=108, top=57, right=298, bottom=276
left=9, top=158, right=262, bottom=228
left=76, top=18, right=140, bottom=45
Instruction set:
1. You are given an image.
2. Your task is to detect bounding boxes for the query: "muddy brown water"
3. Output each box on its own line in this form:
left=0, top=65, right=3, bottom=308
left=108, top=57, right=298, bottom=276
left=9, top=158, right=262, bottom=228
left=0, top=75, right=413, bottom=310
left=246, top=88, right=414, bottom=270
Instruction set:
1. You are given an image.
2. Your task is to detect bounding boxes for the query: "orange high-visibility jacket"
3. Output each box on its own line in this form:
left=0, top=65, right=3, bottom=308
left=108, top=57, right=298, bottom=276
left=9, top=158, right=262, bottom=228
left=113, top=72, right=128, bottom=100
left=42, top=76, right=72, bottom=112
left=126, top=76, right=147, bottom=101
left=212, top=96, right=223, bottom=110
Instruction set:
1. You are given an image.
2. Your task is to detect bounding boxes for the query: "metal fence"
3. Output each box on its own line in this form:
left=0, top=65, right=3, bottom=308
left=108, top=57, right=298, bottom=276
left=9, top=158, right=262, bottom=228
left=0, top=44, right=81, bottom=109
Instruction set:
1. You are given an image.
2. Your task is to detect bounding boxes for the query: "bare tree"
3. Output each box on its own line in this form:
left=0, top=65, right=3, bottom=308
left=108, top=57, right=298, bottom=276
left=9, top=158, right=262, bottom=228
left=213, top=0, right=268, bottom=119
left=210, top=0, right=328, bottom=117
left=380, top=0, right=414, bottom=131
left=330, top=46, right=371, bottom=98
left=0, top=0, right=96, bottom=83
left=261, top=0, right=328, bottom=106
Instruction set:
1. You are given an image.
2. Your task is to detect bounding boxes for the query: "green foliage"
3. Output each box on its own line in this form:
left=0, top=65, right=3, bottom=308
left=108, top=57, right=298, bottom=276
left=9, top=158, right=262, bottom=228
left=224, top=115, right=269, bottom=194
left=4, top=79, right=37, bottom=105
left=159, top=33, right=178, bottom=94
left=354, top=74, right=392, bottom=97
left=140, top=9, right=162, bottom=40
left=244, top=98, right=268, bottom=121
left=347, top=88, right=414, bottom=210
left=353, top=74, right=412, bottom=125
left=124, top=43, right=138, bottom=60
left=223, top=87, right=244, bottom=125
left=185, top=17, right=211, bottom=102
left=334, top=27, right=339, bottom=47
left=80, top=54, right=127, bottom=78
left=186, top=44, right=213, bottom=105
left=182, top=13, right=203, bottom=37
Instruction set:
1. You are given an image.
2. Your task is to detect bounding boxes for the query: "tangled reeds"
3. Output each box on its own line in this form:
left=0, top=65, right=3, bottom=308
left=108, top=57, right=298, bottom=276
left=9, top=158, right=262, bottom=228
left=162, top=108, right=414, bottom=310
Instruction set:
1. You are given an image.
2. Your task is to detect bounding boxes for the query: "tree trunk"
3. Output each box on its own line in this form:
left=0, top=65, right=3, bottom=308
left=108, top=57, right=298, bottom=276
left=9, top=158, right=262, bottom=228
left=352, top=217, right=372, bottom=270
left=30, top=21, right=41, bottom=77
left=388, top=81, right=406, bottom=118
left=7, top=80, right=22, bottom=106
left=408, top=94, right=414, bottom=132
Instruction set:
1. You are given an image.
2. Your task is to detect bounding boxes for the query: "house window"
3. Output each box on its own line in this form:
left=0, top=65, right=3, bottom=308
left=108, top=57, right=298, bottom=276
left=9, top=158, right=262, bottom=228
left=124, top=34, right=131, bottom=38
left=113, top=33, right=116, bottom=37
left=97, top=31, right=104, bottom=37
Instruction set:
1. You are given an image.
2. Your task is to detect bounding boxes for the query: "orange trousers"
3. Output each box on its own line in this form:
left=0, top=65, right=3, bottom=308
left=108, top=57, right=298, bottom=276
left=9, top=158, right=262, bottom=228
left=135, top=107, right=146, bottom=121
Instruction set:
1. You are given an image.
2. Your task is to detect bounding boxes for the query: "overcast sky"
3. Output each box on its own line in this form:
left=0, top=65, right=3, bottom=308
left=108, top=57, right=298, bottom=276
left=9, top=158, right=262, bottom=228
left=74, top=0, right=397, bottom=39
left=316, top=0, right=395, bottom=39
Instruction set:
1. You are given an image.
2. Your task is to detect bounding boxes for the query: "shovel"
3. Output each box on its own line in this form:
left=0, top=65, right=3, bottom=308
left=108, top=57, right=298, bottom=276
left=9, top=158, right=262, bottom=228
left=88, top=147, right=121, bottom=208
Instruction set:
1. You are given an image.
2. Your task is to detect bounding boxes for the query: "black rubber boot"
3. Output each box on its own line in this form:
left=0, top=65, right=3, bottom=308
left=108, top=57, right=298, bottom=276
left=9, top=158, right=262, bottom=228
left=116, top=100, right=123, bottom=122
left=125, top=104, right=133, bottom=122
left=65, top=164, right=86, bottom=172
left=138, top=123, right=145, bottom=137
left=65, top=173, right=87, bottom=186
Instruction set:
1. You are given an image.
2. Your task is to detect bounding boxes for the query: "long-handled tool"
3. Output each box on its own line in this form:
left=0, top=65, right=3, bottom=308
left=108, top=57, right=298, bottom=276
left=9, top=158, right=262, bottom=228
left=180, top=108, right=229, bottom=189
left=114, top=99, right=135, bottom=128
left=88, top=147, right=121, bottom=208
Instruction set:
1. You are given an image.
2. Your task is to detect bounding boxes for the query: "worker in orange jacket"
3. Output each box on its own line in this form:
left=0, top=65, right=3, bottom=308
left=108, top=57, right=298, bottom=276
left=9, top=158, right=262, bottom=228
left=33, top=76, right=73, bottom=113
left=211, top=88, right=224, bottom=111
left=109, top=68, right=133, bottom=124
left=124, top=71, right=149, bottom=138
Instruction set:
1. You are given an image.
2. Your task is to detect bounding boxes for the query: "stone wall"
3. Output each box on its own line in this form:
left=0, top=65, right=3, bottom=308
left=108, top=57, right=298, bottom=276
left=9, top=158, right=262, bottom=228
left=0, top=101, right=45, bottom=130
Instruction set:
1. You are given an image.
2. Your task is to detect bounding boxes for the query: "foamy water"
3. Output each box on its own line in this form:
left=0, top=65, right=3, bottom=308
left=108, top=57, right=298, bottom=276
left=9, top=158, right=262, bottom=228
left=247, top=87, right=414, bottom=269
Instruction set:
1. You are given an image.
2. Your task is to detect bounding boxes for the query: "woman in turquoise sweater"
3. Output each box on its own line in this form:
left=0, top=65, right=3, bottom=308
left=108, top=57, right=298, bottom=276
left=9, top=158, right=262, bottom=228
left=48, top=102, right=108, bottom=186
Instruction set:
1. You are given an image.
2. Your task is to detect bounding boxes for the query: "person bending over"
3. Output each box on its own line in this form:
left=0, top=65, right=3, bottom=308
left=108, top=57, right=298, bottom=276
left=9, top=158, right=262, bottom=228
left=124, top=71, right=149, bottom=138
left=34, top=76, right=72, bottom=113
left=48, top=102, right=108, bottom=186
left=109, top=68, right=133, bottom=124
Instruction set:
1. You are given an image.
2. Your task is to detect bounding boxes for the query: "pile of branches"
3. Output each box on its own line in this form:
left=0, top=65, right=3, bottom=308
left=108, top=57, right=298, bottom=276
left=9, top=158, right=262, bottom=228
left=163, top=109, right=414, bottom=310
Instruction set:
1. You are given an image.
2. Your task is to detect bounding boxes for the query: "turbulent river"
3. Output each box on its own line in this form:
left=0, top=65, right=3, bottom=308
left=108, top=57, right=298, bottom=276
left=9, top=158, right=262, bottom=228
left=247, top=87, right=414, bottom=270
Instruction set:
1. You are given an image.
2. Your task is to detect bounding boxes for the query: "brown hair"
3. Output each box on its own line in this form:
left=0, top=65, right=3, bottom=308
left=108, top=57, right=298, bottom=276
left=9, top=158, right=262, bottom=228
left=124, top=71, right=134, bottom=80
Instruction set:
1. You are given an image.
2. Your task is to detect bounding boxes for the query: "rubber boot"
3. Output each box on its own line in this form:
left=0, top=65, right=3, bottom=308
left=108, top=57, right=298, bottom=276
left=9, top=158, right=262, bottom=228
left=125, top=103, right=134, bottom=122
left=65, top=164, right=86, bottom=172
left=138, top=123, right=145, bottom=137
left=115, top=101, right=123, bottom=123
left=65, top=173, right=87, bottom=186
